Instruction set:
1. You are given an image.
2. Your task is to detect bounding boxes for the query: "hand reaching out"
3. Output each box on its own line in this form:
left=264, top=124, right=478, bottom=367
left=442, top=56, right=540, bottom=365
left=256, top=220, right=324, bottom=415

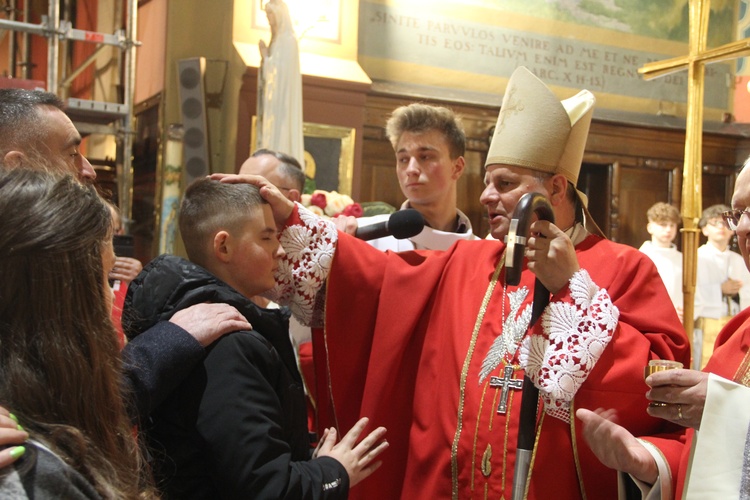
left=576, top=408, right=657, bottom=485
left=317, top=417, right=388, bottom=488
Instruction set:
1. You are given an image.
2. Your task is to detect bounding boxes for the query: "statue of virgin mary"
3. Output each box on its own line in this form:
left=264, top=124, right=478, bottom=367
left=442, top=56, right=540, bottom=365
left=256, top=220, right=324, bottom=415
left=257, top=0, right=304, bottom=165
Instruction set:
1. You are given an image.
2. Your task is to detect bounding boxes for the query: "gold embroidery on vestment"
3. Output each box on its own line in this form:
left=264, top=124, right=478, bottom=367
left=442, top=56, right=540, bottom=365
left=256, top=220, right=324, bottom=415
left=502, top=366, right=519, bottom=492
left=471, top=382, right=490, bottom=489
left=471, top=375, right=508, bottom=488
left=735, top=346, right=750, bottom=387
left=524, top=411, right=545, bottom=499
left=451, top=254, right=505, bottom=500
left=321, top=268, right=339, bottom=431
left=481, top=444, right=492, bottom=477
left=569, top=400, right=588, bottom=500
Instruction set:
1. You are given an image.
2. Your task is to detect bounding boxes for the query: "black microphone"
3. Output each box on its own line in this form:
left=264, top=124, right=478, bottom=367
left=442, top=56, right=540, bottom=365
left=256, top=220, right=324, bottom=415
left=355, top=209, right=425, bottom=241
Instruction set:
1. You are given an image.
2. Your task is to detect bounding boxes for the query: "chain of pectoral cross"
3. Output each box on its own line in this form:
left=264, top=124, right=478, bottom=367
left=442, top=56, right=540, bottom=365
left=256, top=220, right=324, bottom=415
left=489, top=365, right=523, bottom=414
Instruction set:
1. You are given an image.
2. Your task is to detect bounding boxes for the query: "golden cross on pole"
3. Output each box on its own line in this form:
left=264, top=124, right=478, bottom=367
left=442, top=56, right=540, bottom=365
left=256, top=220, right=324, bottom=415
left=639, top=0, right=750, bottom=347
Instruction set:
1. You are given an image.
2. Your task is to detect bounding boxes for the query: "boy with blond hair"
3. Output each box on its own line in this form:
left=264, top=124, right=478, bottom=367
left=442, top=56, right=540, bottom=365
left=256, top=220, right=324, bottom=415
left=639, top=202, right=684, bottom=321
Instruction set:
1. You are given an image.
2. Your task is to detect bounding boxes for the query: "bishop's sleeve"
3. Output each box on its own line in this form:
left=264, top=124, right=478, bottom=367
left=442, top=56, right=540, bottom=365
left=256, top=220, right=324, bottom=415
left=267, top=203, right=338, bottom=326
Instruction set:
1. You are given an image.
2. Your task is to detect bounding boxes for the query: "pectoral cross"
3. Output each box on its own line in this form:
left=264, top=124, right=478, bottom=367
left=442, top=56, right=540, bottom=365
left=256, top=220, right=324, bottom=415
left=639, top=0, right=750, bottom=342
left=489, top=365, right=523, bottom=414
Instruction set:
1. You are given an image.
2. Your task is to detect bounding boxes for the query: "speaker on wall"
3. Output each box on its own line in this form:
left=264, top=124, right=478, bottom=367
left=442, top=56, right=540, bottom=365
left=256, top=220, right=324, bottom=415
left=177, top=57, right=210, bottom=186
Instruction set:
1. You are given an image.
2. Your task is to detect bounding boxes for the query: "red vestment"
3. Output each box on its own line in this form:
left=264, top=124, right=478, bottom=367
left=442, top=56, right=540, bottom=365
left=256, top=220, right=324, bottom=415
left=314, top=233, right=689, bottom=499
left=111, top=279, right=128, bottom=349
left=670, top=309, right=750, bottom=499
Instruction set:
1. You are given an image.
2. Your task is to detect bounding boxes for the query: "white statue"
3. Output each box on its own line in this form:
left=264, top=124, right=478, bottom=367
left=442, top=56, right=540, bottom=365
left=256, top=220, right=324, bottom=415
left=257, top=0, right=304, bottom=165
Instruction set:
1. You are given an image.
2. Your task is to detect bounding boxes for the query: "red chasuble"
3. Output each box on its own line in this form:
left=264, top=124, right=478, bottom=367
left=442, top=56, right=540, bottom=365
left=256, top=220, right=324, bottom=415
left=314, top=233, right=689, bottom=500
left=671, top=309, right=750, bottom=499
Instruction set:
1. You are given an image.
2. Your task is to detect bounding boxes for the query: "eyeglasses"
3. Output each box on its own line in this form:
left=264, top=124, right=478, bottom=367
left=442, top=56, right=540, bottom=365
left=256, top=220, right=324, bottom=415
left=721, top=209, right=750, bottom=230
left=706, top=219, right=729, bottom=229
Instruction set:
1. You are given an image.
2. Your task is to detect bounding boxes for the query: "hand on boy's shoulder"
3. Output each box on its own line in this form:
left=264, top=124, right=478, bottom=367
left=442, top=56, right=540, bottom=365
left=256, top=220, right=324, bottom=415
left=170, top=302, right=252, bottom=347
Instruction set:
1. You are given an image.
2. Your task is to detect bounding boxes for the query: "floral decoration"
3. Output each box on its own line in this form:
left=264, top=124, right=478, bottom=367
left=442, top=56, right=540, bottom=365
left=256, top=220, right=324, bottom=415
left=301, top=190, right=363, bottom=218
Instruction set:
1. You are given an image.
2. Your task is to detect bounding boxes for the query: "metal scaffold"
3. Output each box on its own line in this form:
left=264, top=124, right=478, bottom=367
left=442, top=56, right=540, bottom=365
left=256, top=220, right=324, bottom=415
left=0, top=0, right=139, bottom=226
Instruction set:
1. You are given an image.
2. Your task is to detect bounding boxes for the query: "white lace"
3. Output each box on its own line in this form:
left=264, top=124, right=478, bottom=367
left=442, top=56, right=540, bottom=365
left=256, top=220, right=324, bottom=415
left=518, top=269, right=619, bottom=421
left=267, top=203, right=337, bottom=326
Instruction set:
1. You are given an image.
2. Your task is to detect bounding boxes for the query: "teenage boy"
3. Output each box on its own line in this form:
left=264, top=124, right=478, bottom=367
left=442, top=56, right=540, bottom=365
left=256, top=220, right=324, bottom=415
left=639, top=202, right=683, bottom=322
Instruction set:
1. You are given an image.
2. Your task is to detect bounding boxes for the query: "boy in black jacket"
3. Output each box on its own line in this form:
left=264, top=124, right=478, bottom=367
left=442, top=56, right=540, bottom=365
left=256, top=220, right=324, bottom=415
left=124, top=178, right=387, bottom=499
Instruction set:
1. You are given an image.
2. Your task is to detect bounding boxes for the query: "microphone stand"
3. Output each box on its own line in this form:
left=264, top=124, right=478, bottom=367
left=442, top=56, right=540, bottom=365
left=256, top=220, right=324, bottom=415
left=504, top=192, right=554, bottom=500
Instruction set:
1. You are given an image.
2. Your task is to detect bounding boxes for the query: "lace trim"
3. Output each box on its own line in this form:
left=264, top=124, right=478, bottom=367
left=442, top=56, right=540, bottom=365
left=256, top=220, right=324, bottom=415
left=269, top=203, right=337, bottom=327
left=518, top=269, right=619, bottom=421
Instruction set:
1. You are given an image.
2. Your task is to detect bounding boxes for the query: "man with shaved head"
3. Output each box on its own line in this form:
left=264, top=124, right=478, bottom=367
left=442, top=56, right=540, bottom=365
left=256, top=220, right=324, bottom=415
left=0, top=89, right=96, bottom=182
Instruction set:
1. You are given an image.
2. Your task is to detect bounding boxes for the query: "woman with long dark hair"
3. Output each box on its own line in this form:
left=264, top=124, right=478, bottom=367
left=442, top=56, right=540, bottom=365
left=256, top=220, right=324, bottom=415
left=0, top=168, right=154, bottom=498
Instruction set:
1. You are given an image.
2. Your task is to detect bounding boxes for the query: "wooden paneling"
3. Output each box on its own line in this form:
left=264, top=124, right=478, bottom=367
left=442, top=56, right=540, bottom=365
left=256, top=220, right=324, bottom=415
left=620, top=166, right=673, bottom=247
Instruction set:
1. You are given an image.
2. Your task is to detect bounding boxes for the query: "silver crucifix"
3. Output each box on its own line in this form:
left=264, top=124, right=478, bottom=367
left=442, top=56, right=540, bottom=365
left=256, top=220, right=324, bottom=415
left=489, top=365, right=523, bottom=414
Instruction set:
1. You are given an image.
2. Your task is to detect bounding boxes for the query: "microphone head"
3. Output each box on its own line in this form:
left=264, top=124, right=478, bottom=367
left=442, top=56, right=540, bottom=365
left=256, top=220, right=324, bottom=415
left=389, top=209, right=425, bottom=240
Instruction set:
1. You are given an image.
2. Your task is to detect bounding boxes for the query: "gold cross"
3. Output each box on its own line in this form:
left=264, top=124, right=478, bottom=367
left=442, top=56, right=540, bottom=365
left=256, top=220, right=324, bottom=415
left=638, top=0, right=750, bottom=340
left=495, top=85, right=524, bottom=134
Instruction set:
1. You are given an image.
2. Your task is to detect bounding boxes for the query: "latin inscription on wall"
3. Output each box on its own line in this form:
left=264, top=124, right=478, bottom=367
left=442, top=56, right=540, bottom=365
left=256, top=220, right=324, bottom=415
left=359, top=2, right=731, bottom=112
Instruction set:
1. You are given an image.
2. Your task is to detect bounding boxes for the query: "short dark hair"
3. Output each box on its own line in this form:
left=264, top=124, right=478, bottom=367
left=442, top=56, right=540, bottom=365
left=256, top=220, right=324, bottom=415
left=0, top=89, right=64, bottom=155
left=251, top=148, right=305, bottom=191
left=385, top=103, right=466, bottom=159
left=179, top=178, right=267, bottom=267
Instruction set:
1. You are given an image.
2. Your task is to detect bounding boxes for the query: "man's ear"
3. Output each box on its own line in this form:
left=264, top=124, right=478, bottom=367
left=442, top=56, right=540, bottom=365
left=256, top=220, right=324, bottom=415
left=3, top=151, right=26, bottom=168
left=286, top=189, right=302, bottom=203
left=213, top=230, right=233, bottom=263
left=452, top=156, right=466, bottom=179
left=548, top=174, right=568, bottom=205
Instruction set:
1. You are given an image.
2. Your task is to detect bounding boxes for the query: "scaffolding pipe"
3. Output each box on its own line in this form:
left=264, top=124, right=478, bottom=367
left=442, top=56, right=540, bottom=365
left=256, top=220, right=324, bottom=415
left=8, top=0, right=16, bottom=78
left=2, top=0, right=139, bottom=236
left=119, top=0, right=138, bottom=228
left=22, top=0, right=30, bottom=79
left=59, top=0, right=71, bottom=99
left=46, top=1, right=59, bottom=93
left=0, top=18, right=46, bottom=36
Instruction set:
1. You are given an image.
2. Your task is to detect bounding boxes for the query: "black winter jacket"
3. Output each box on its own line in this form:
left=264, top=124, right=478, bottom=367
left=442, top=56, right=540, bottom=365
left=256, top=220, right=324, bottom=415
left=124, top=255, right=349, bottom=500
